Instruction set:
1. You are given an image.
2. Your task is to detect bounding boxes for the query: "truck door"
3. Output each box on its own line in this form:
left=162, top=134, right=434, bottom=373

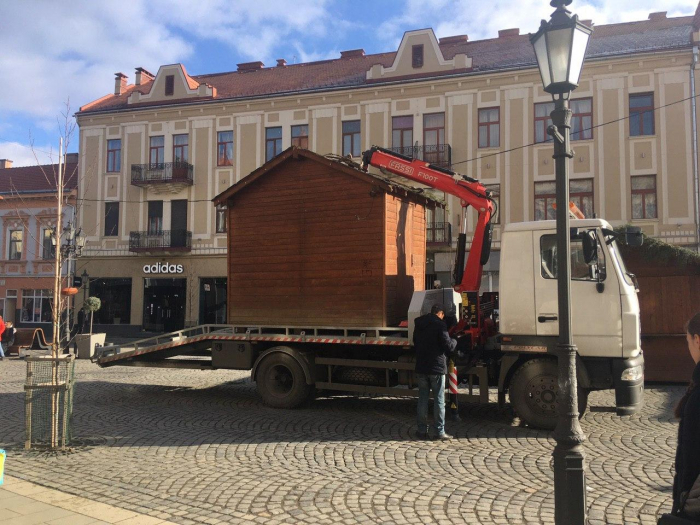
left=533, top=229, right=623, bottom=357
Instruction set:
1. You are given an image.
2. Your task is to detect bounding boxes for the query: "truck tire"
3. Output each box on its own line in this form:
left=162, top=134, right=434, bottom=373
left=257, top=352, right=312, bottom=409
left=509, top=358, right=588, bottom=430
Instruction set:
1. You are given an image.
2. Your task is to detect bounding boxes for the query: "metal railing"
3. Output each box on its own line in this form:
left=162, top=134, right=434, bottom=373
left=388, top=144, right=452, bottom=169
left=131, top=161, right=194, bottom=185
left=427, top=222, right=452, bottom=246
left=129, top=229, right=192, bottom=252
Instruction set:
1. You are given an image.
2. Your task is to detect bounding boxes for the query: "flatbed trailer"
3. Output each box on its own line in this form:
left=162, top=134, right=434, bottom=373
left=93, top=323, right=490, bottom=406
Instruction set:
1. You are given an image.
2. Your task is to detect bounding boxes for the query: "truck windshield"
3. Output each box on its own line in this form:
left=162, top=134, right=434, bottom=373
left=608, top=239, right=633, bottom=286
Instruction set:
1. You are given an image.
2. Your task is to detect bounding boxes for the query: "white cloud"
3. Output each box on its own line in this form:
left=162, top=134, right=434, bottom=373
left=0, top=141, right=59, bottom=168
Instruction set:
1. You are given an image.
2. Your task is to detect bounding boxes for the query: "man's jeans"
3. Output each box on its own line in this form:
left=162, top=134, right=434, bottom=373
left=416, top=373, right=445, bottom=435
left=0, top=342, right=5, bottom=358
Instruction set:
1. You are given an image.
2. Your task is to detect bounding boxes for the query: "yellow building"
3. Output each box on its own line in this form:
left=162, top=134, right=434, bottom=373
left=76, top=9, right=700, bottom=333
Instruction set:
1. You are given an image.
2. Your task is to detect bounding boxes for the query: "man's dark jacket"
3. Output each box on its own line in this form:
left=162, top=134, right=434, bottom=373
left=673, top=361, right=700, bottom=514
left=413, top=313, right=457, bottom=375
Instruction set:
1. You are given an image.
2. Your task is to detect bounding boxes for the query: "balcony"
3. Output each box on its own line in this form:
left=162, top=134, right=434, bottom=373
left=131, top=162, right=193, bottom=194
left=427, top=222, right=452, bottom=247
left=389, top=144, right=452, bottom=169
left=129, top=230, right=192, bottom=253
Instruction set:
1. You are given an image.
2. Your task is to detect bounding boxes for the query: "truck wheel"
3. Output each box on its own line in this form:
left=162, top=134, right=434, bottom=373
left=509, top=358, right=588, bottom=430
left=257, top=353, right=312, bottom=409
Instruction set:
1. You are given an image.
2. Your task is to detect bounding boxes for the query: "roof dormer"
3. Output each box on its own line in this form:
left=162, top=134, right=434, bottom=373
left=127, top=64, right=216, bottom=104
left=366, top=29, right=472, bottom=81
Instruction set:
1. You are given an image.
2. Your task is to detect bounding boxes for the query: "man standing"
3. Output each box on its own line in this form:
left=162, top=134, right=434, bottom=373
left=414, top=303, right=457, bottom=440
left=0, top=315, right=6, bottom=360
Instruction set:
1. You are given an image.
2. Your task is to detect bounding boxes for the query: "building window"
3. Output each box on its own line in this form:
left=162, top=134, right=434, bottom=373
left=104, top=202, right=119, bottom=237
left=148, top=200, right=163, bottom=234
left=569, top=179, right=594, bottom=218
left=106, top=139, right=121, bottom=172
left=217, top=131, right=234, bottom=166
left=8, top=230, right=22, bottom=260
left=535, top=179, right=593, bottom=221
left=216, top=205, right=227, bottom=233
left=42, top=229, right=55, bottom=259
left=630, top=93, right=655, bottom=136
left=90, top=278, right=132, bottom=324
left=165, top=75, right=174, bottom=96
left=571, top=98, right=593, bottom=141
left=423, top=113, right=445, bottom=165
left=265, top=127, right=282, bottom=161
left=149, top=136, right=164, bottom=166
left=392, top=116, right=414, bottom=155
left=412, top=45, right=424, bottom=68
left=534, top=102, right=554, bottom=144
left=342, top=121, right=361, bottom=157
left=478, top=108, right=500, bottom=148
left=631, top=175, right=657, bottom=219
left=291, top=125, right=308, bottom=149
left=173, top=134, right=189, bottom=163
left=21, top=289, right=52, bottom=323
left=485, top=184, right=500, bottom=224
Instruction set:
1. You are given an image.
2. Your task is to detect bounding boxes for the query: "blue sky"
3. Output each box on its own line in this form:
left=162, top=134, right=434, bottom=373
left=0, top=0, right=697, bottom=167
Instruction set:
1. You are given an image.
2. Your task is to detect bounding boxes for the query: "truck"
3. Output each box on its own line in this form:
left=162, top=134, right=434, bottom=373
left=93, top=146, right=645, bottom=430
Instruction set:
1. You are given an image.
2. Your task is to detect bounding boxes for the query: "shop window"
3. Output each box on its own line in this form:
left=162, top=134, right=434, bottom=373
left=8, top=230, right=22, bottom=260
left=631, top=175, right=657, bottom=219
left=217, top=131, right=234, bottom=166
left=104, top=202, right=119, bottom=237
left=630, top=93, right=654, bottom=136
left=534, top=102, right=554, bottom=143
left=106, top=139, right=121, bottom=172
left=485, top=184, right=500, bottom=224
left=42, top=229, right=55, bottom=259
left=199, top=277, right=227, bottom=324
left=392, top=116, right=413, bottom=155
left=21, top=289, right=52, bottom=323
left=291, top=125, right=308, bottom=149
left=90, top=278, right=132, bottom=324
left=216, top=205, right=227, bottom=233
left=149, top=136, right=165, bottom=167
left=571, top=98, right=593, bottom=141
left=342, top=121, right=361, bottom=157
left=265, top=127, right=282, bottom=161
left=478, top=108, right=500, bottom=148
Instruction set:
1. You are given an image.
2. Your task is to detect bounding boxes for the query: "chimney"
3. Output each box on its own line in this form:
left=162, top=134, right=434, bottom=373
left=0, top=159, right=12, bottom=169
left=498, top=28, right=520, bottom=38
left=276, top=58, right=287, bottom=67
left=648, top=11, right=667, bottom=21
left=135, top=67, right=155, bottom=86
left=340, top=49, right=365, bottom=59
left=237, top=61, right=265, bottom=72
left=114, top=72, right=128, bottom=95
left=65, top=153, right=79, bottom=164
left=580, top=20, right=593, bottom=28
left=439, top=35, right=469, bottom=44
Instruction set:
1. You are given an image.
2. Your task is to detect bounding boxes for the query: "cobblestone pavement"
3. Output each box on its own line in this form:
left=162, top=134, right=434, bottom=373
left=0, top=359, right=682, bottom=525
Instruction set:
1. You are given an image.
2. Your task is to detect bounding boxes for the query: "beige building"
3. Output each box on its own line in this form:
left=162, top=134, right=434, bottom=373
left=76, top=8, right=700, bottom=333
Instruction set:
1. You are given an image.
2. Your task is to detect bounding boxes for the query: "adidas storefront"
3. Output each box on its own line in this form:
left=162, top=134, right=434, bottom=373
left=76, top=254, right=227, bottom=336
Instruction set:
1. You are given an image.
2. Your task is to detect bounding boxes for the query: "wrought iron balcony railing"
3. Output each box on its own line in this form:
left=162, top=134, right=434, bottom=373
left=388, top=144, right=452, bottom=169
left=129, top=229, right=192, bottom=252
left=427, top=222, right=452, bottom=246
left=131, top=162, right=194, bottom=186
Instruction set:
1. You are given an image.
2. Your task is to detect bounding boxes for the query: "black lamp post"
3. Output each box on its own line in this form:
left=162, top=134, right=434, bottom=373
left=530, top=1, right=592, bottom=524
left=51, top=222, right=87, bottom=346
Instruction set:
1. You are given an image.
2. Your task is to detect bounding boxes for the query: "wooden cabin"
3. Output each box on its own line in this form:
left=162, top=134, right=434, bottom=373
left=620, top=239, right=700, bottom=382
left=213, top=147, right=441, bottom=328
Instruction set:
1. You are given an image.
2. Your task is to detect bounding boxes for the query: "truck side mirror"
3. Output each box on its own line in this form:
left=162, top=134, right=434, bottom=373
left=581, top=231, right=598, bottom=265
left=623, top=226, right=643, bottom=247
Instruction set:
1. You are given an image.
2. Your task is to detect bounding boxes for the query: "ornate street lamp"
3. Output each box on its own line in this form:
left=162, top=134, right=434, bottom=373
left=530, top=1, right=592, bottom=524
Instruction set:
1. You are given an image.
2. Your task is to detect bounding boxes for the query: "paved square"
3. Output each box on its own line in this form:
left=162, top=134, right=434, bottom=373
left=0, top=359, right=681, bottom=524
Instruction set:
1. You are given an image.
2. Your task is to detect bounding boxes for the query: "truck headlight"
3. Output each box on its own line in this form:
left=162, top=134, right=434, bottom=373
left=621, top=365, right=643, bottom=382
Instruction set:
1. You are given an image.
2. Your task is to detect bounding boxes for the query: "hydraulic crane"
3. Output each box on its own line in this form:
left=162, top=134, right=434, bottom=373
left=361, top=146, right=498, bottom=347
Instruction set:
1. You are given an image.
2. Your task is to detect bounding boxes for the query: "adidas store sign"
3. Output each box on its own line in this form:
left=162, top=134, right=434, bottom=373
left=143, top=262, right=184, bottom=274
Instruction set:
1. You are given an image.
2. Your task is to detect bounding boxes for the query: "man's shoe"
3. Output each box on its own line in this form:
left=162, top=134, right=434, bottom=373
left=435, top=433, right=453, bottom=440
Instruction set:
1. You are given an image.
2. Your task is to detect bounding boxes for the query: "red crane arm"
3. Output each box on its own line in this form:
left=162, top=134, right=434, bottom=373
left=361, top=146, right=494, bottom=293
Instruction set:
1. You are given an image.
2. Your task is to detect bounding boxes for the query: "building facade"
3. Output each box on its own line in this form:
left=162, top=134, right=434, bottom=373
left=76, top=9, right=700, bottom=332
left=0, top=156, right=78, bottom=335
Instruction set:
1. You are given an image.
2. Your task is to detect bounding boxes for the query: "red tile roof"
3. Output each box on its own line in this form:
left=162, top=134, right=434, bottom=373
left=78, top=14, right=695, bottom=115
left=0, top=161, right=79, bottom=194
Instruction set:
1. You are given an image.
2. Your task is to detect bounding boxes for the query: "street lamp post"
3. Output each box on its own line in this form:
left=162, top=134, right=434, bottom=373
left=530, top=1, right=593, bottom=524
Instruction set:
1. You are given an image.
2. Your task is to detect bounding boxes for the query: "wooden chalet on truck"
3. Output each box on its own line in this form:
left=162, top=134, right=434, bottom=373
left=213, top=147, right=442, bottom=328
